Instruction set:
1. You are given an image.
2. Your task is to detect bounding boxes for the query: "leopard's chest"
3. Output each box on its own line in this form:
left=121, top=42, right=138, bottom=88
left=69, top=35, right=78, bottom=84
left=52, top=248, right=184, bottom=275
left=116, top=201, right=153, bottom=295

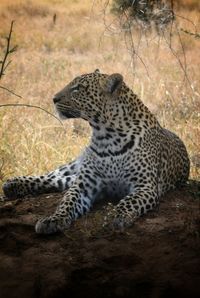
left=89, top=150, right=139, bottom=193
left=94, top=153, right=134, bottom=176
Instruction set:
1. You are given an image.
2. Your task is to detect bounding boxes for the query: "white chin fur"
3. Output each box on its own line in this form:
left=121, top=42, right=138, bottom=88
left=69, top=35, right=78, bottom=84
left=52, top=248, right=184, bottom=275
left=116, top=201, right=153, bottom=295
left=55, top=107, right=67, bottom=120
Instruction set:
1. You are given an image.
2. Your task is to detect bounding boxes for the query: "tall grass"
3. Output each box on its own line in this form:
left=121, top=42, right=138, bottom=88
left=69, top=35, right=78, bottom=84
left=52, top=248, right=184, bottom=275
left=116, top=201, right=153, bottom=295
left=0, top=0, right=199, bottom=188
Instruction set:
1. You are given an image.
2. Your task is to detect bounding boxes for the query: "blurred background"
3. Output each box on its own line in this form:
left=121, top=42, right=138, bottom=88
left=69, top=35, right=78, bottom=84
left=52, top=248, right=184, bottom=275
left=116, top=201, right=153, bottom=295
left=0, top=0, right=199, bottom=187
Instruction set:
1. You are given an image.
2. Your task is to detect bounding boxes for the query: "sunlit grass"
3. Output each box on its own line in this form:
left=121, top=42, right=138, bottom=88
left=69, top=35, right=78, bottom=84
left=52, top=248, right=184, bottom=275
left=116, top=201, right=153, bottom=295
left=0, top=0, right=199, bottom=189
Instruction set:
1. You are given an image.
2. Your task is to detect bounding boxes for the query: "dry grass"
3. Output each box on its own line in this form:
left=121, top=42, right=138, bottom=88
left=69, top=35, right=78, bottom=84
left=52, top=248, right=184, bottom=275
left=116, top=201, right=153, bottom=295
left=0, top=0, right=199, bottom=188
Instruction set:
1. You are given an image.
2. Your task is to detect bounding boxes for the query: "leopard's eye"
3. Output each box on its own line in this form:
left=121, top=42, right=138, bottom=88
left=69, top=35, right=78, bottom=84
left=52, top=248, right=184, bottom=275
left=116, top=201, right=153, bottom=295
left=72, top=89, right=79, bottom=94
left=70, top=82, right=87, bottom=95
left=70, top=85, right=79, bottom=94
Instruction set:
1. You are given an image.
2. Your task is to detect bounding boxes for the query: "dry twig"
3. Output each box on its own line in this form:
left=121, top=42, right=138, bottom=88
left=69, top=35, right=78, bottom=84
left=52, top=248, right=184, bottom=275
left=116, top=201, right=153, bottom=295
left=0, top=85, right=22, bottom=98
left=0, top=21, right=64, bottom=128
left=98, top=0, right=197, bottom=93
left=0, top=21, right=21, bottom=97
left=180, top=28, right=200, bottom=39
left=0, top=103, right=65, bottom=128
left=0, top=20, right=17, bottom=80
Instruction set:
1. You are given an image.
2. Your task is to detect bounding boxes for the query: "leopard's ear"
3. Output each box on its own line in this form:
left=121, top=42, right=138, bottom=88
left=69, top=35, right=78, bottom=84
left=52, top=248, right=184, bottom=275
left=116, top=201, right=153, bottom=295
left=102, top=73, right=123, bottom=97
left=94, top=69, right=100, bottom=74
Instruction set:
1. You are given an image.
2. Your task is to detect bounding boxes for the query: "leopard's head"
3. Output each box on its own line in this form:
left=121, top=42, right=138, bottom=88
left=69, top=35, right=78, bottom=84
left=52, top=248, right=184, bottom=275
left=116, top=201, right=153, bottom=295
left=53, top=69, right=128, bottom=126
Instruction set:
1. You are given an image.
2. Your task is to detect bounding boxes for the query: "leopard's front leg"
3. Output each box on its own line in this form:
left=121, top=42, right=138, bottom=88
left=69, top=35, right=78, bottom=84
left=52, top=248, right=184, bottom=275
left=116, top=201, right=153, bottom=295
left=35, top=173, right=101, bottom=234
left=2, top=158, right=81, bottom=200
left=105, top=186, right=158, bottom=229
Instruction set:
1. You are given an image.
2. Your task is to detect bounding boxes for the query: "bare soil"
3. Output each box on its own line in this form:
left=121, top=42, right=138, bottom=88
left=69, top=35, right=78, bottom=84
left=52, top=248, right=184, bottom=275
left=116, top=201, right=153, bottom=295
left=0, top=181, right=199, bottom=298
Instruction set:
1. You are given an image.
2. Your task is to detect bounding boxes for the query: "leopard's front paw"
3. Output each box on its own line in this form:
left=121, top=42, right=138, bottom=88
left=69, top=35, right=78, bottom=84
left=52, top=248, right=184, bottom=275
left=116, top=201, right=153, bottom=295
left=2, top=178, right=27, bottom=199
left=35, top=216, right=70, bottom=234
left=103, top=203, right=137, bottom=230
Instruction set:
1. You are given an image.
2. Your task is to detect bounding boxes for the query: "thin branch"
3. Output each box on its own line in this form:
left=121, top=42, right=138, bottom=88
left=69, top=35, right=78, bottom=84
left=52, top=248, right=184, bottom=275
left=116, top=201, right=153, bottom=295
left=175, top=13, right=198, bottom=33
left=0, top=22, right=65, bottom=130
left=0, top=20, right=17, bottom=80
left=98, top=0, right=150, bottom=77
left=161, top=26, right=193, bottom=94
left=0, top=21, right=22, bottom=100
left=180, top=28, right=200, bottom=39
left=0, top=85, right=22, bottom=98
left=0, top=103, right=65, bottom=129
left=123, top=9, right=150, bottom=78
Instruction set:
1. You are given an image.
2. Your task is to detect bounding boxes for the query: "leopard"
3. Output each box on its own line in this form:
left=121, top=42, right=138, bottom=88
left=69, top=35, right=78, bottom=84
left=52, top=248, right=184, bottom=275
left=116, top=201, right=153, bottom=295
left=2, top=69, right=190, bottom=234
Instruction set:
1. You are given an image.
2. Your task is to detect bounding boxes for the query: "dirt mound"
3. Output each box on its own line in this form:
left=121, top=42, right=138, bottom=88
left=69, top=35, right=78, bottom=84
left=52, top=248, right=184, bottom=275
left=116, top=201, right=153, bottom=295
left=0, top=182, right=199, bottom=298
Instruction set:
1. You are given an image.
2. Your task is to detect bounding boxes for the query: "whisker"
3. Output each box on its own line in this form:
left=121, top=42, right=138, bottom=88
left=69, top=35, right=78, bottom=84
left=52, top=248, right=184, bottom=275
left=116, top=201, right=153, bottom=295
left=56, top=103, right=90, bottom=122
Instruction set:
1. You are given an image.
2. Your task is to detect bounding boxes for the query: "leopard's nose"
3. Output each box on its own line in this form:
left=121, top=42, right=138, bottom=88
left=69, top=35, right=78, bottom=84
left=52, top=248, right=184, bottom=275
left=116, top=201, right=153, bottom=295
left=53, top=96, right=60, bottom=104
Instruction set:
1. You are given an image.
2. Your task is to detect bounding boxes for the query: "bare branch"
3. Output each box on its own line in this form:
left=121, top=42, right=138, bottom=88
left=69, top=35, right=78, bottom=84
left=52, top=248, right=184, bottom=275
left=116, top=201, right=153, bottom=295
left=0, top=103, right=65, bottom=129
left=175, top=13, right=198, bottom=32
left=0, top=21, right=21, bottom=100
left=98, top=0, right=150, bottom=77
left=160, top=25, right=194, bottom=93
left=0, top=22, right=65, bottom=130
left=180, top=28, right=200, bottom=39
left=0, top=20, right=17, bottom=80
left=0, top=85, right=22, bottom=98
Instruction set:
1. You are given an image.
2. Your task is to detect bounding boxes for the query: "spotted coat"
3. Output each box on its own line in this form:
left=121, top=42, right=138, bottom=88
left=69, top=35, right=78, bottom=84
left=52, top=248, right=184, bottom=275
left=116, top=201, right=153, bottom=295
left=2, top=70, right=190, bottom=234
